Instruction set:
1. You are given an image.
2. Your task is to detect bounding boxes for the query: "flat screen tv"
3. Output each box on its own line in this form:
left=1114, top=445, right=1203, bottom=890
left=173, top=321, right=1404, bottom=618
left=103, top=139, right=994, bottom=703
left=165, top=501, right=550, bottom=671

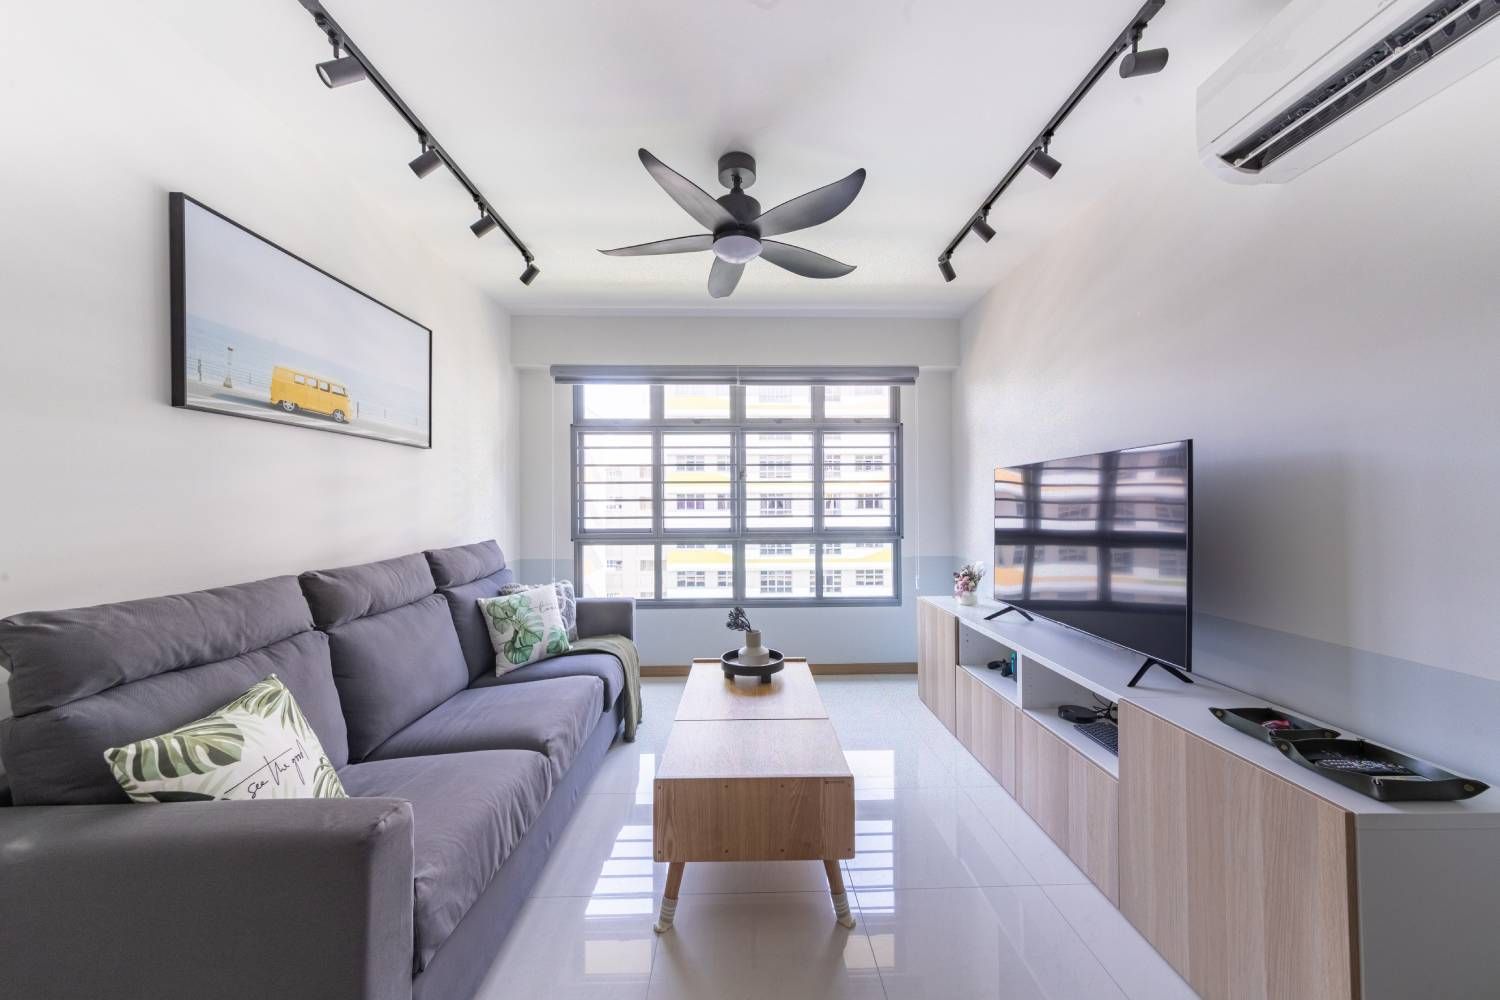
left=993, top=440, right=1192, bottom=677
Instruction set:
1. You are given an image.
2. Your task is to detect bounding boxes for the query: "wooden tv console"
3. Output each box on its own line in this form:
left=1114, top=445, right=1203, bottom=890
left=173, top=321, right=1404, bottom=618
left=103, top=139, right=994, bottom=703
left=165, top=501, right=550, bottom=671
left=917, top=596, right=1500, bottom=1000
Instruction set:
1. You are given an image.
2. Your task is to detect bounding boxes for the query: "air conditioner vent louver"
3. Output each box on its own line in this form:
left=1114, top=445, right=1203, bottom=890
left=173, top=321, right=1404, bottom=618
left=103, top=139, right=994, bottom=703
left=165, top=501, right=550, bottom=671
left=1223, top=0, right=1500, bottom=173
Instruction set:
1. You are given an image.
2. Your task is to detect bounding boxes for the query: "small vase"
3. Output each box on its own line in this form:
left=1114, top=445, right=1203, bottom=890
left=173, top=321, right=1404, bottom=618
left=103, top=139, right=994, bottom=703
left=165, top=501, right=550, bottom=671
left=956, top=590, right=977, bottom=606
left=738, top=629, right=771, bottom=666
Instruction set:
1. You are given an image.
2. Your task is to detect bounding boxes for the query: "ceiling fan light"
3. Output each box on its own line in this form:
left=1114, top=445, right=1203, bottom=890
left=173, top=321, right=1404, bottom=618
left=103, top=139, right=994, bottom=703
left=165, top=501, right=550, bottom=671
left=712, top=233, right=762, bottom=265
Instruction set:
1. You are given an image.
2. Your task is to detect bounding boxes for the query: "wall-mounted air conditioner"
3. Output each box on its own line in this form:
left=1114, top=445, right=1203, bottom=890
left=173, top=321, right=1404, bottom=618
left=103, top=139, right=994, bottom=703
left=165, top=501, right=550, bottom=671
left=1199, top=0, right=1500, bottom=183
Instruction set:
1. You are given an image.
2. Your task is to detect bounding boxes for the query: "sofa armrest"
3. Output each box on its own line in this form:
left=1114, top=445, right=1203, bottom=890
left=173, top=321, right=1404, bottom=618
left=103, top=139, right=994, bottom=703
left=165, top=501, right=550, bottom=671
left=0, top=798, right=415, bottom=1000
left=576, top=597, right=635, bottom=641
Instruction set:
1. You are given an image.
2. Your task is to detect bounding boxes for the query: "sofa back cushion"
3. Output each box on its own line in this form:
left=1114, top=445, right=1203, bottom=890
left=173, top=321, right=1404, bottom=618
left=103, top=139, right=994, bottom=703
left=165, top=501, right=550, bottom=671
left=425, top=541, right=517, bottom=682
left=0, top=576, right=347, bottom=806
left=300, top=553, right=469, bottom=760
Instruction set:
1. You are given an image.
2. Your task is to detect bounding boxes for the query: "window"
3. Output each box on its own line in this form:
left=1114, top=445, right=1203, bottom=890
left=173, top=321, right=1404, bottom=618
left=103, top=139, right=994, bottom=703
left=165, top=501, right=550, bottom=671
left=572, top=383, right=901, bottom=604
left=824, top=385, right=894, bottom=419
left=759, top=571, right=793, bottom=594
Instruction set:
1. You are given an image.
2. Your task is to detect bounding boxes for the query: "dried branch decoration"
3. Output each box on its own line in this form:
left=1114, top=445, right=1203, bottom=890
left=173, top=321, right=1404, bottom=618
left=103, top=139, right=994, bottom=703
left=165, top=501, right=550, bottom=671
left=726, top=606, right=755, bottom=633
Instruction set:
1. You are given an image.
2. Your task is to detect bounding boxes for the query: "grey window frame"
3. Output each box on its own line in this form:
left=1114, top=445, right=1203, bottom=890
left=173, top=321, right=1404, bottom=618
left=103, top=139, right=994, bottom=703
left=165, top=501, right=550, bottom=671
left=571, top=383, right=902, bottom=608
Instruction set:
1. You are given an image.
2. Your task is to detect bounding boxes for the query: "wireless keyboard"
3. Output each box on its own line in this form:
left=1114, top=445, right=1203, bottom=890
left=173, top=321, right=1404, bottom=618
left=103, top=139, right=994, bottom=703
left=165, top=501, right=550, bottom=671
left=1073, top=719, right=1119, bottom=756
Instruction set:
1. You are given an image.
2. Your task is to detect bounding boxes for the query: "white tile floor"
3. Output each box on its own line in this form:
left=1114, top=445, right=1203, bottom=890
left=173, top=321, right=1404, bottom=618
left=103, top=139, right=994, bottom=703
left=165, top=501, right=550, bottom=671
left=473, top=675, right=1198, bottom=1000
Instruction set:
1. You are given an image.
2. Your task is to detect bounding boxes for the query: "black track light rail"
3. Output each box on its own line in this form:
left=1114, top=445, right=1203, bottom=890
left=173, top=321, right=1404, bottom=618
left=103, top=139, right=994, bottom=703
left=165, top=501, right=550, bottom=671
left=939, top=0, right=1165, bottom=270
left=296, top=0, right=537, bottom=281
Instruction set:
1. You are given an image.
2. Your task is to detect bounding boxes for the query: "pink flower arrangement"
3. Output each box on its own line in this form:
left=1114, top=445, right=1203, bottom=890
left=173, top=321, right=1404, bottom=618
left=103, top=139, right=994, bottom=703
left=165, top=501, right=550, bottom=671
left=952, top=562, right=985, bottom=595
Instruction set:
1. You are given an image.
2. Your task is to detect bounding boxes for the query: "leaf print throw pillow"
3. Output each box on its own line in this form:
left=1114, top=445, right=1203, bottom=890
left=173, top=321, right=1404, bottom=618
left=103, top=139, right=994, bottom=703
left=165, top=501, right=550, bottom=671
left=479, top=586, right=571, bottom=674
left=104, top=674, right=347, bottom=803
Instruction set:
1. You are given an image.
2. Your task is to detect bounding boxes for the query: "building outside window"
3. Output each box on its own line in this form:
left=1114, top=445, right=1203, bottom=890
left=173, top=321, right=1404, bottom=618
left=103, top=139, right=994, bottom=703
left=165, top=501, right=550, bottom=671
left=573, top=382, right=900, bottom=605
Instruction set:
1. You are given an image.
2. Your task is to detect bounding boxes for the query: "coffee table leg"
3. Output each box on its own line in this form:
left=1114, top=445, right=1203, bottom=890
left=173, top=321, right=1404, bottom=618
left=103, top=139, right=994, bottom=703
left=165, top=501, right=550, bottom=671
left=654, top=861, right=685, bottom=934
left=823, top=859, right=856, bottom=928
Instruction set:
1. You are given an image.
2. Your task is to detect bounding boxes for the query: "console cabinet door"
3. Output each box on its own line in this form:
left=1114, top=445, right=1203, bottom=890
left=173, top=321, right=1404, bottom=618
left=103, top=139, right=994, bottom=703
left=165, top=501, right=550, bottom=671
left=917, top=601, right=957, bottom=732
left=1068, top=753, right=1119, bottom=905
left=1018, top=714, right=1071, bottom=846
left=1118, top=703, right=1358, bottom=1000
left=954, top=670, right=1019, bottom=796
left=982, top=686, right=1020, bottom=796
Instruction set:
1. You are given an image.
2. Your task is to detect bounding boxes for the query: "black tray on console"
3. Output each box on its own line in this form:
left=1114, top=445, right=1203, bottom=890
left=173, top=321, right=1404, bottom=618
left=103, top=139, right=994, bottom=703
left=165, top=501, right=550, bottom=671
left=720, top=648, right=785, bottom=684
left=1210, top=706, right=1340, bottom=744
left=1272, top=737, right=1488, bottom=802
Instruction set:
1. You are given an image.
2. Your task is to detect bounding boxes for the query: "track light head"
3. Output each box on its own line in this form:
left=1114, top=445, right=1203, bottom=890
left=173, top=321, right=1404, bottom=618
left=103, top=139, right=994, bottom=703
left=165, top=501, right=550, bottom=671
left=316, top=53, right=367, bottom=89
left=520, top=262, right=540, bottom=286
left=1120, top=46, right=1169, bottom=78
left=471, top=212, right=498, bottom=238
left=409, top=145, right=443, bottom=179
left=972, top=215, right=996, bottom=243
left=939, top=257, right=957, bottom=283
left=1028, top=148, right=1062, bottom=179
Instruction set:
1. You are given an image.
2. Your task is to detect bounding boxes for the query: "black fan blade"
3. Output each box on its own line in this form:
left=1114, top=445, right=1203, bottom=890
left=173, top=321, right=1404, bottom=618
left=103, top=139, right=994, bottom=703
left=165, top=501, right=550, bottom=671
left=755, top=168, right=866, bottom=238
left=708, top=257, right=744, bottom=298
left=639, top=149, right=735, bottom=232
left=759, top=241, right=856, bottom=279
left=600, top=235, right=713, bottom=257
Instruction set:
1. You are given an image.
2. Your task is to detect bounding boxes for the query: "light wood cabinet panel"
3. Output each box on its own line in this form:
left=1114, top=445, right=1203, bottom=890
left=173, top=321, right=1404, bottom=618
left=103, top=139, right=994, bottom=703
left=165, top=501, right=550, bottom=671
left=982, top=686, right=1020, bottom=795
left=1018, top=714, right=1071, bottom=846
left=1068, top=753, right=1120, bottom=905
left=954, top=668, right=975, bottom=747
left=917, top=601, right=957, bottom=732
left=1118, top=702, right=1358, bottom=1000
left=953, top=670, right=1020, bottom=796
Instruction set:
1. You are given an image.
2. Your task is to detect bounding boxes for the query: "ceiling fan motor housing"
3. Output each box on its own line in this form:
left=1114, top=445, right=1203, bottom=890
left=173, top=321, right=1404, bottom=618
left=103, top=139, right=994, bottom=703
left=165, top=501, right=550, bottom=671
left=718, top=151, right=757, bottom=190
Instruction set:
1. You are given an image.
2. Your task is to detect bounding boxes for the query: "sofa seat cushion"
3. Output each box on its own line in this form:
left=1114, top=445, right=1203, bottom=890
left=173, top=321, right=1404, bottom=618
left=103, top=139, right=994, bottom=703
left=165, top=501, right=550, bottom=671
left=470, top=652, right=624, bottom=713
left=339, top=749, right=550, bottom=972
left=367, top=677, right=604, bottom=780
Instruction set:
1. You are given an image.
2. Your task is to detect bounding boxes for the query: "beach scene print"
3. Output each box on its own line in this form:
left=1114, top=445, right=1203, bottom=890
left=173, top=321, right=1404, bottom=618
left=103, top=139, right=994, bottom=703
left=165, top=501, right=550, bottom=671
left=176, top=197, right=431, bottom=447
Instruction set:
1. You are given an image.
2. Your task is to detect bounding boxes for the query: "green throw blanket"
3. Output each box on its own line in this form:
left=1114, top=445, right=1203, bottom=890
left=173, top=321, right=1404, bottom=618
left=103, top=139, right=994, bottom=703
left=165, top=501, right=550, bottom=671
left=557, top=634, right=642, bottom=741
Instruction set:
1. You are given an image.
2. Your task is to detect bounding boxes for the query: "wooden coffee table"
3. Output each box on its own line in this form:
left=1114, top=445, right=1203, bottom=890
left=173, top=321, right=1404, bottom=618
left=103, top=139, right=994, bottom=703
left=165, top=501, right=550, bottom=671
left=652, top=657, right=856, bottom=933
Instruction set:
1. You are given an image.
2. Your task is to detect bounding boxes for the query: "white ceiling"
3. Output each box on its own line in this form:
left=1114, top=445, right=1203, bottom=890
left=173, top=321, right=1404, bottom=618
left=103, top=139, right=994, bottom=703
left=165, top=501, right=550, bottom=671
left=252, top=0, right=1287, bottom=316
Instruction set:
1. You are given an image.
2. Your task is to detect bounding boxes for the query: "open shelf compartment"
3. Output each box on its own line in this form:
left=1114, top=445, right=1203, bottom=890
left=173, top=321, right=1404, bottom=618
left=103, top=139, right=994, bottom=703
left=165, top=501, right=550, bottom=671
left=957, top=619, right=1021, bottom=705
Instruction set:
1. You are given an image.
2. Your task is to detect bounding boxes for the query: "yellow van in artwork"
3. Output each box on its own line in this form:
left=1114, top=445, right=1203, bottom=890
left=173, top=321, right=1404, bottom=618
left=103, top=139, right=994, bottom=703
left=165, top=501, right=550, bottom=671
left=270, top=366, right=353, bottom=423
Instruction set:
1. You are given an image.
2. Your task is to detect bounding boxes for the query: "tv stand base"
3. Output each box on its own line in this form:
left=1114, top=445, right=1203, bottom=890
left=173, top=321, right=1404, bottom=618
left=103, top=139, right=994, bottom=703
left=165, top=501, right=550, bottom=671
left=1127, top=657, right=1193, bottom=688
left=984, top=605, right=1034, bottom=622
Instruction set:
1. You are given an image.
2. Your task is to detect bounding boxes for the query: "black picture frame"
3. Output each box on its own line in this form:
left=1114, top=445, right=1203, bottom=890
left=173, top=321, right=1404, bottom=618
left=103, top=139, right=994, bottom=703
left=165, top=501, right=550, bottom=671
left=169, top=192, right=433, bottom=449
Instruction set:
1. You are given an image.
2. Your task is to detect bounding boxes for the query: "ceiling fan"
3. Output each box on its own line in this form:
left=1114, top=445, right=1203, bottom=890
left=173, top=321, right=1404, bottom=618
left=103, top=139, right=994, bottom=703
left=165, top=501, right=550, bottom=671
left=600, top=149, right=866, bottom=298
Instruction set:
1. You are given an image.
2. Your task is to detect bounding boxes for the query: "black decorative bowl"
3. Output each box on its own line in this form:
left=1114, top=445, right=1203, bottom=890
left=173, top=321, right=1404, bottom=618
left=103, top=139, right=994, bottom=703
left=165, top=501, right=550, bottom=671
left=1273, top=737, right=1489, bottom=802
left=1210, top=706, right=1340, bottom=744
left=720, top=648, right=786, bottom=684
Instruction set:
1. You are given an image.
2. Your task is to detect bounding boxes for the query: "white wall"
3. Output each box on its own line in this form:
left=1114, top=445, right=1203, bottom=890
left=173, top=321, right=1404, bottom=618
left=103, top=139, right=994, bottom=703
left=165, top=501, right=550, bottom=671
left=512, top=316, right=958, bottom=665
left=0, top=10, right=519, bottom=636
left=953, top=59, right=1500, bottom=778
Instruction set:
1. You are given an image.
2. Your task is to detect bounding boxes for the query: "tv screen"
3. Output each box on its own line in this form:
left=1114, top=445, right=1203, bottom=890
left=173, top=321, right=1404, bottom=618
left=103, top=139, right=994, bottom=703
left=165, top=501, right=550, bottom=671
left=993, top=440, right=1192, bottom=670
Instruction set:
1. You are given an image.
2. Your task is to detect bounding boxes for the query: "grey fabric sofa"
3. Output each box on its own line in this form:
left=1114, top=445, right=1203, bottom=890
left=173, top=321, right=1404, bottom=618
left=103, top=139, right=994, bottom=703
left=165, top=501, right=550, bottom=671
left=0, top=540, right=633, bottom=1000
